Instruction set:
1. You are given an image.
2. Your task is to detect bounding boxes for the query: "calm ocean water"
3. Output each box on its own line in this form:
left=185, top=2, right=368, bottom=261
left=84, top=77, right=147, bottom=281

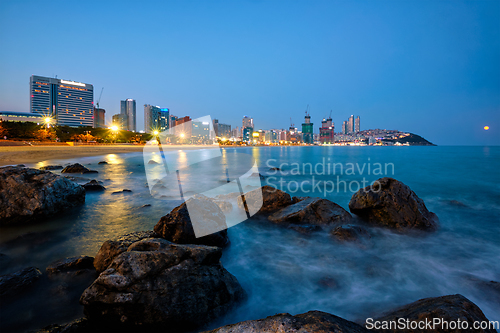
left=1, top=146, right=499, bottom=331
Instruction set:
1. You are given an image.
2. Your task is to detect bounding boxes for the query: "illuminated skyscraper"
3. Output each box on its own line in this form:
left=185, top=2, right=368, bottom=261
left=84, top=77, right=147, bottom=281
left=348, top=115, right=354, bottom=134
left=355, top=116, right=360, bottom=133
left=30, top=75, right=94, bottom=127
left=120, top=99, right=136, bottom=131
left=302, top=113, right=314, bottom=144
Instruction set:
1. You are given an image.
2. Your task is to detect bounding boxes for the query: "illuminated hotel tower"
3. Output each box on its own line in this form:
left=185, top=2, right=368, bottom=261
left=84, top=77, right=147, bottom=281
left=30, top=75, right=94, bottom=127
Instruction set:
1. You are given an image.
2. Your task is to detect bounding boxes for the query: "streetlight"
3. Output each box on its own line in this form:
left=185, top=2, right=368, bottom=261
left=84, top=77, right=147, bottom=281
left=153, top=130, right=159, bottom=136
left=44, top=117, right=52, bottom=128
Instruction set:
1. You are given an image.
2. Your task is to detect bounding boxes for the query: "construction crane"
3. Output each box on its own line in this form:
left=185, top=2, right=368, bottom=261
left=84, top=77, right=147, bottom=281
left=96, top=87, right=104, bottom=109
left=305, top=104, right=310, bottom=116
left=290, top=117, right=294, bottom=128
left=329, top=110, right=332, bottom=119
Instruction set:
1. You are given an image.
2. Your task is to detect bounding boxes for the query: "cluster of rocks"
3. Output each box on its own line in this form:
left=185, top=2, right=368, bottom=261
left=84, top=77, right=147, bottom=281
left=2, top=165, right=495, bottom=332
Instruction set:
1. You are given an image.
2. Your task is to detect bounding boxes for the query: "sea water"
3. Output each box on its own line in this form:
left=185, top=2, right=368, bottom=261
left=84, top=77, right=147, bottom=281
left=0, top=146, right=499, bottom=331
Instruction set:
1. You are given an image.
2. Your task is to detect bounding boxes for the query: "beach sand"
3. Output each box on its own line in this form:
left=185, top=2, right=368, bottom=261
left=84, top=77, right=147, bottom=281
left=0, top=144, right=220, bottom=166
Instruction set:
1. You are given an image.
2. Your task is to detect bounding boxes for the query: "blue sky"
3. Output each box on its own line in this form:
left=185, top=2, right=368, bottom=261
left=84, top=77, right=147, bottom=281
left=0, top=0, right=499, bottom=145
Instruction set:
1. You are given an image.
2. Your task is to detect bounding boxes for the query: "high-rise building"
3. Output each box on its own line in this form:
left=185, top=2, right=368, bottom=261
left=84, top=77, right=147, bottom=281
left=120, top=99, right=136, bottom=131
left=301, top=113, right=314, bottom=144
left=342, top=121, right=347, bottom=134
left=112, top=114, right=125, bottom=128
left=174, top=116, right=192, bottom=138
left=213, top=119, right=231, bottom=139
left=30, top=75, right=94, bottom=127
left=192, top=121, right=210, bottom=142
left=242, top=116, right=253, bottom=129
left=93, top=108, right=106, bottom=128
left=319, top=117, right=334, bottom=144
left=355, top=116, right=360, bottom=133
left=348, top=115, right=354, bottom=134
left=144, top=105, right=169, bottom=133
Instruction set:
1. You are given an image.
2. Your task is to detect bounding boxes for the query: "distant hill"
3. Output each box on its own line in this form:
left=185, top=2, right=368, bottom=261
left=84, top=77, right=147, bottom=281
left=382, top=133, right=435, bottom=146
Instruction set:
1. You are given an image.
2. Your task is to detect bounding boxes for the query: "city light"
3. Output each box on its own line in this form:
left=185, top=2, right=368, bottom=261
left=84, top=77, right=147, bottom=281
left=44, top=117, right=51, bottom=124
left=153, top=130, right=159, bottom=136
left=180, top=133, right=185, bottom=138
left=484, top=126, right=490, bottom=130
left=110, top=125, right=119, bottom=132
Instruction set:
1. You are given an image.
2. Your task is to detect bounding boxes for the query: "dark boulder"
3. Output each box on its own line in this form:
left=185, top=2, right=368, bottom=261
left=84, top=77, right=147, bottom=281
left=93, top=231, right=158, bottom=273
left=269, top=197, right=352, bottom=227
left=38, top=318, right=91, bottom=333
left=238, top=185, right=292, bottom=215
left=331, top=225, right=371, bottom=243
left=154, top=197, right=229, bottom=248
left=61, top=163, right=97, bottom=174
left=40, top=165, right=63, bottom=170
left=205, top=310, right=368, bottom=333
left=147, top=159, right=159, bottom=164
left=287, top=224, right=323, bottom=235
left=97, top=161, right=108, bottom=165
left=46, top=256, right=95, bottom=275
left=80, top=238, right=246, bottom=331
left=349, top=177, right=438, bottom=231
left=111, top=189, right=132, bottom=194
left=371, top=294, right=496, bottom=333
left=0, top=166, right=85, bottom=226
left=83, top=180, right=105, bottom=191
left=0, top=267, right=42, bottom=298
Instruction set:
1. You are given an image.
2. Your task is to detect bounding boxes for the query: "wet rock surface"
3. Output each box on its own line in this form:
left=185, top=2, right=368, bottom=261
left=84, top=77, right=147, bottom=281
left=93, top=231, right=159, bottom=273
left=61, top=163, right=98, bottom=174
left=269, top=197, right=352, bottom=227
left=372, top=294, right=496, bottom=333
left=80, top=238, right=246, bottom=331
left=83, top=180, right=106, bottom=191
left=238, top=185, right=292, bottom=215
left=331, top=225, right=371, bottom=243
left=40, top=165, right=63, bottom=170
left=0, top=267, right=42, bottom=298
left=205, top=310, right=368, bottom=333
left=349, top=177, right=438, bottom=231
left=154, top=197, right=229, bottom=248
left=46, top=256, right=95, bottom=276
left=0, top=166, right=85, bottom=226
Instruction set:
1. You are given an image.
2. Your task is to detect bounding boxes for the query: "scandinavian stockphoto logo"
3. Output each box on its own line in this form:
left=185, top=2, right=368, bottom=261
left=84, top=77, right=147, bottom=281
left=143, top=115, right=263, bottom=238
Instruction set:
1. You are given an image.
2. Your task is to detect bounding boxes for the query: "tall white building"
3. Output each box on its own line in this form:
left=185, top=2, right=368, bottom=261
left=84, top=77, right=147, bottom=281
left=120, top=99, right=136, bottom=131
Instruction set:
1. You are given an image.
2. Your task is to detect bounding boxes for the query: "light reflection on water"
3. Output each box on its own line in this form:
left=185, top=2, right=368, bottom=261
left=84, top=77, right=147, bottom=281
left=0, top=147, right=499, bottom=331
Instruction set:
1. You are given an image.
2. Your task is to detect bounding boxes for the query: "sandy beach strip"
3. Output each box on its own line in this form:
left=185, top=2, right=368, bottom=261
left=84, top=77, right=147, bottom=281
left=0, top=144, right=220, bottom=167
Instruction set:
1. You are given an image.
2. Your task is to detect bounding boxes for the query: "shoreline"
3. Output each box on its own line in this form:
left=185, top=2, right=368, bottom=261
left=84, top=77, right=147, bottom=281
left=0, top=144, right=220, bottom=167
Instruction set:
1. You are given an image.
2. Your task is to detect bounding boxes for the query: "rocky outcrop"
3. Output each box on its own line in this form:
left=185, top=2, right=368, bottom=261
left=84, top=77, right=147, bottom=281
left=61, top=163, right=97, bottom=174
left=269, top=197, right=352, bottom=227
left=0, top=166, right=85, bottom=226
left=111, top=189, right=132, bottom=194
left=93, top=231, right=158, bottom=273
left=372, top=294, right=496, bottom=333
left=40, top=165, right=63, bottom=170
left=238, top=185, right=292, bottom=215
left=80, top=238, right=246, bottom=331
left=83, top=180, right=105, bottom=191
left=0, top=267, right=42, bottom=298
left=98, top=161, right=108, bottom=165
left=331, top=225, right=371, bottom=243
left=154, top=197, right=229, bottom=248
left=46, top=256, right=95, bottom=275
left=349, top=177, right=438, bottom=231
left=205, top=310, right=368, bottom=333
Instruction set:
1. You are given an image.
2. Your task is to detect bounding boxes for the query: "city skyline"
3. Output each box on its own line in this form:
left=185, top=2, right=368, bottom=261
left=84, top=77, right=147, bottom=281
left=0, top=1, right=499, bottom=145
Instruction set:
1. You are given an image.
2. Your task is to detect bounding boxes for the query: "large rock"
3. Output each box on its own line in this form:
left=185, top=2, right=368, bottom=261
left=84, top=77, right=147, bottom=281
left=0, top=267, right=42, bottom=298
left=269, top=197, right=352, bottom=227
left=0, top=166, right=85, bottom=226
left=349, top=177, right=438, bottom=231
left=154, top=197, right=229, bottom=248
left=331, top=225, right=371, bottom=243
left=237, top=185, right=292, bottom=215
left=93, top=231, right=158, bottom=273
left=371, top=294, right=496, bottom=333
left=61, top=163, right=97, bottom=174
left=205, top=310, right=368, bottom=333
left=83, top=180, right=105, bottom=191
left=80, top=238, right=246, bottom=331
left=46, top=256, right=95, bottom=275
